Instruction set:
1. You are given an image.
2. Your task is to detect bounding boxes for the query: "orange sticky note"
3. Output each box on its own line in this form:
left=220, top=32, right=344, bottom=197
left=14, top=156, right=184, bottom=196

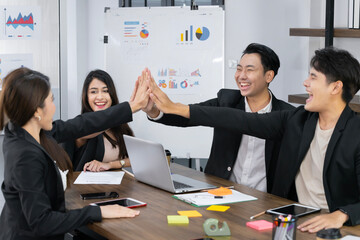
left=206, top=205, right=230, bottom=212
left=208, top=187, right=233, bottom=196
left=177, top=210, right=202, bottom=218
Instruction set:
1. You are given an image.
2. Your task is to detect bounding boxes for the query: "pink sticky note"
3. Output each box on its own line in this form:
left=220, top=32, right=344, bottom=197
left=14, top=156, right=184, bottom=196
left=246, top=220, right=273, bottom=231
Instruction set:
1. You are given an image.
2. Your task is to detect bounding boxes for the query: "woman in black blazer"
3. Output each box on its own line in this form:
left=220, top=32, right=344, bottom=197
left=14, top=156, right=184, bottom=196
left=0, top=68, right=147, bottom=239
left=63, top=69, right=134, bottom=172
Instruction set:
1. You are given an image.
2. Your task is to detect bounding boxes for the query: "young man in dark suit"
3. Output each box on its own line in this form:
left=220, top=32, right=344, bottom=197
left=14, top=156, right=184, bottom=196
left=143, top=43, right=294, bottom=193
left=147, top=47, right=360, bottom=231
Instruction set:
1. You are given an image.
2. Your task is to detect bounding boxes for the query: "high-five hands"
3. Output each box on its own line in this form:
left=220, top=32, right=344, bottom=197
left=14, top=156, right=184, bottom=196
left=129, top=69, right=151, bottom=113
left=137, top=68, right=160, bottom=118
left=131, top=68, right=190, bottom=118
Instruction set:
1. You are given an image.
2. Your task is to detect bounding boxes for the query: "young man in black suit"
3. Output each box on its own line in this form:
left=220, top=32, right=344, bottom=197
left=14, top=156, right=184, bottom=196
left=143, top=43, right=294, bottom=193
left=147, top=47, right=360, bottom=231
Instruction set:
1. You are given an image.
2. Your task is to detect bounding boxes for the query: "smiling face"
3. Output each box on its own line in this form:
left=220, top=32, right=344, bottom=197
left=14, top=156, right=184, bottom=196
left=234, top=53, right=273, bottom=98
left=37, top=91, right=56, bottom=131
left=87, top=78, right=112, bottom=111
left=303, top=67, right=338, bottom=113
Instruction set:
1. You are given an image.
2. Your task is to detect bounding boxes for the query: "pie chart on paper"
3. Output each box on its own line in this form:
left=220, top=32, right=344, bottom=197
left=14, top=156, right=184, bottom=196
left=195, top=27, right=210, bottom=41
left=140, top=29, right=149, bottom=39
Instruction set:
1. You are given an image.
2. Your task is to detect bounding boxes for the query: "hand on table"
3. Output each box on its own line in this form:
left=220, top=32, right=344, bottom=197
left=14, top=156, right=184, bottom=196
left=83, top=160, right=111, bottom=172
left=100, top=205, right=140, bottom=218
left=297, top=210, right=348, bottom=233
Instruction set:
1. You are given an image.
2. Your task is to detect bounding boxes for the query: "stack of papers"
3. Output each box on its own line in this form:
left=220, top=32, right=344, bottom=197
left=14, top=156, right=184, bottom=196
left=173, top=189, right=257, bottom=207
left=74, top=171, right=125, bottom=184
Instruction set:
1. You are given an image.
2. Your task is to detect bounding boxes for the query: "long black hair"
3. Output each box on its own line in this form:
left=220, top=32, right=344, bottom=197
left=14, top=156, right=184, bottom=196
left=81, top=69, right=134, bottom=159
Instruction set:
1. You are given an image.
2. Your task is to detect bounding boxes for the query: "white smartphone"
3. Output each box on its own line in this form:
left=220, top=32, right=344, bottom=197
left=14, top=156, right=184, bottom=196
left=266, top=203, right=321, bottom=217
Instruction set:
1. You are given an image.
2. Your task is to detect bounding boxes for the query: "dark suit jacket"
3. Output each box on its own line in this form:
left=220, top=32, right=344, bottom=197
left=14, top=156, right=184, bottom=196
left=0, top=102, right=132, bottom=240
left=63, top=134, right=105, bottom=171
left=188, top=104, right=360, bottom=226
left=150, top=89, right=294, bottom=193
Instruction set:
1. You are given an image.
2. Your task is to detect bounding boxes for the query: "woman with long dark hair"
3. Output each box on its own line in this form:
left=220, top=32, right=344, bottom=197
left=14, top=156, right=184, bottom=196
left=65, top=69, right=135, bottom=172
left=0, top=68, right=146, bottom=239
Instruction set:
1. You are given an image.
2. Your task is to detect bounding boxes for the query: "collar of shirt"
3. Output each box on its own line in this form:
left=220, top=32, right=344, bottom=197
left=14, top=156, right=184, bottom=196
left=244, top=90, right=273, bottom=113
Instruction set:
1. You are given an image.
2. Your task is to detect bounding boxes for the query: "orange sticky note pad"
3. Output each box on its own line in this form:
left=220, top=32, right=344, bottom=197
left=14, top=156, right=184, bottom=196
left=206, top=205, right=230, bottom=212
left=177, top=210, right=202, bottom=218
left=208, top=187, right=232, bottom=196
left=246, top=220, right=273, bottom=231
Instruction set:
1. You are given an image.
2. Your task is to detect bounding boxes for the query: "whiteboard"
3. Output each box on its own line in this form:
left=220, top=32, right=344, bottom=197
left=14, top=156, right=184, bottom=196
left=104, top=6, right=224, bottom=158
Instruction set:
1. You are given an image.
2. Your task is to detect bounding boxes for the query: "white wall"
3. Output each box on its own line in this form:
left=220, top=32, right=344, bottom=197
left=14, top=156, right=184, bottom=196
left=60, top=0, right=118, bottom=120
left=225, top=0, right=311, bottom=102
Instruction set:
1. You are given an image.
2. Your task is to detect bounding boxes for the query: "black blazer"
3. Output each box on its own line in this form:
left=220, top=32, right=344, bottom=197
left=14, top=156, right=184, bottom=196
left=0, top=102, right=132, bottom=240
left=63, top=134, right=105, bottom=171
left=188, top=104, right=360, bottom=226
left=150, top=89, right=294, bottom=192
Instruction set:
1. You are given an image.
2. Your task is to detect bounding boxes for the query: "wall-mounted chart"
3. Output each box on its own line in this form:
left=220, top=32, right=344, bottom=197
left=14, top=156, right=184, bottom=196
left=0, top=54, right=33, bottom=91
left=0, top=6, right=42, bottom=39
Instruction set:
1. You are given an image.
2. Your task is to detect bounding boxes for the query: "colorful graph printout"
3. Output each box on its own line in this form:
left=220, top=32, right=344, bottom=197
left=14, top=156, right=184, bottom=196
left=0, top=54, right=33, bottom=91
left=0, top=6, right=42, bottom=39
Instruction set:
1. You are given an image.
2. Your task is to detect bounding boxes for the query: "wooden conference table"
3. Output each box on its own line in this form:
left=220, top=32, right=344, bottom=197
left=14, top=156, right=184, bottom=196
left=66, top=164, right=360, bottom=240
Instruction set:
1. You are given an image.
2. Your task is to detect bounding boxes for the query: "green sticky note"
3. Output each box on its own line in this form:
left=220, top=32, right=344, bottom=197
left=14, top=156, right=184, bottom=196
left=167, top=215, right=189, bottom=224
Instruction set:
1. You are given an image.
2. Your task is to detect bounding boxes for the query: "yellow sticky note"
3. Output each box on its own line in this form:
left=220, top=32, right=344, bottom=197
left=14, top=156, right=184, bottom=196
left=208, top=187, right=233, bottom=196
left=177, top=210, right=202, bottom=218
left=206, top=205, right=230, bottom=212
left=167, top=215, right=189, bottom=224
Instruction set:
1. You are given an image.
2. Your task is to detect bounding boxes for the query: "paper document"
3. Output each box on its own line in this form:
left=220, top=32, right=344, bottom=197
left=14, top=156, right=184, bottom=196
left=74, top=171, right=125, bottom=184
left=173, top=189, right=257, bottom=207
left=342, top=236, right=360, bottom=240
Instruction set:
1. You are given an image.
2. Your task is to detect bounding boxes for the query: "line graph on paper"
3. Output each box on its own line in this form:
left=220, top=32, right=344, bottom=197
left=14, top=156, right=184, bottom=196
left=1, top=6, right=41, bottom=39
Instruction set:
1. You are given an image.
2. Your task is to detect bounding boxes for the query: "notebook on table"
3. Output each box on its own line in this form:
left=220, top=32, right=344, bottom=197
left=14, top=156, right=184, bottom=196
left=123, top=135, right=217, bottom=193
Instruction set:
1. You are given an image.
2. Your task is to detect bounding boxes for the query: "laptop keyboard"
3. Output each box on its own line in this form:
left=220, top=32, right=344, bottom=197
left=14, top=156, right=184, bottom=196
left=173, top=181, right=193, bottom=189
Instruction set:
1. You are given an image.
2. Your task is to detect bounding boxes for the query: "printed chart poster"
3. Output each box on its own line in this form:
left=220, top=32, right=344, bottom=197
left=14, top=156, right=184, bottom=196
left=155, top=66, right=202, bottom=95
left=0, top=6, right=42, bottom=39
left=0, top=54, right=33, bottom=90
left=119, top=19, right=151, bottom=62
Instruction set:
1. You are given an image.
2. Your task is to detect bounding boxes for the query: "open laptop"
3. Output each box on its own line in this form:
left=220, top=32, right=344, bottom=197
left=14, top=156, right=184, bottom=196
left=123, top=135, right=217, bottom=193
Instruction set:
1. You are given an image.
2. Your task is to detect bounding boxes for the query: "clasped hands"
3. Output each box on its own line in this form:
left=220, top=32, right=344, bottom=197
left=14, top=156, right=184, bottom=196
left=129, top=68, right=189, bottom=117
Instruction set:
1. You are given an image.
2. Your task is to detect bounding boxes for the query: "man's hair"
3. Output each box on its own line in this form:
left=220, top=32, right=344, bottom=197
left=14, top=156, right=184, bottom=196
left=310, top=47, right=360, bottom=103
left=242, top=43, right=280, bottom=77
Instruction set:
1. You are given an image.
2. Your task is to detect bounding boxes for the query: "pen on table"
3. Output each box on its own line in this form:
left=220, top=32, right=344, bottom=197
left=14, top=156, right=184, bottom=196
left=249, top=210, right=267, bottom=220
left=201, top=186, right=234, bottom=192
left=195, top=195, right=224, bottom=199
left=122, top=168, right=134, bottom=177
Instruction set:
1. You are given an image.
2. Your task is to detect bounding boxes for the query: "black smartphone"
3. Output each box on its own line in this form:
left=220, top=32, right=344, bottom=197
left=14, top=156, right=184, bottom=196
left=90, top=198, right=147, bottom=208
left=80, top=192, right=119, bottom=200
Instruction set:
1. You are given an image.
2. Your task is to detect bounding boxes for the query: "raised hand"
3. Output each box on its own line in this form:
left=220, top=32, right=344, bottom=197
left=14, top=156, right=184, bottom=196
left=147, top=74, right=190, bottom=118
left=140, top=69, right=160, bottom=118
left=129, top=69, right=150, bottom=113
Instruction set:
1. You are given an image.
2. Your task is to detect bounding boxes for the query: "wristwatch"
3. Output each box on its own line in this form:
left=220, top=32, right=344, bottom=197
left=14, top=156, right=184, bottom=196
left=119, top=160, right=126, bottom=168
